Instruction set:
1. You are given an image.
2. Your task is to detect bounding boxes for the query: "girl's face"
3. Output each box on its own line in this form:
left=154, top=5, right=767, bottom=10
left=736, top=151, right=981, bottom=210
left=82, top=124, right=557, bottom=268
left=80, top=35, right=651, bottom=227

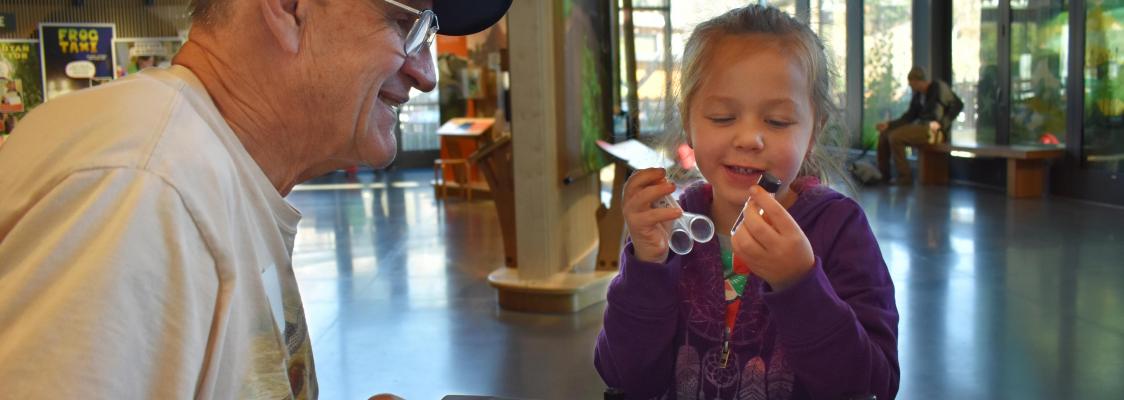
left=687, top=34, right=816, bottom=211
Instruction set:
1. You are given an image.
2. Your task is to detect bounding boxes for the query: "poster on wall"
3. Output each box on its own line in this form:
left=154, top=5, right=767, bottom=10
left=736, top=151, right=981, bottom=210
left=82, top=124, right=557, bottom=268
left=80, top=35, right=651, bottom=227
left=559, top=0, right=612, bottom=182
left=0, top=39, right=44, bottom=135
left=38, top=23, right=116, bottom=101
left=114, top=37, right=183, bottom=78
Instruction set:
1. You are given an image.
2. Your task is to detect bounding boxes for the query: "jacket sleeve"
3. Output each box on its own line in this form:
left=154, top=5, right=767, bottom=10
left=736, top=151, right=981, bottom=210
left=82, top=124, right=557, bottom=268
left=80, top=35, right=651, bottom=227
left=762, top=201, right=899, bottom=400
left=594, top=242, right=682, bottom=399
left=887, top=94, right=921, bottom=130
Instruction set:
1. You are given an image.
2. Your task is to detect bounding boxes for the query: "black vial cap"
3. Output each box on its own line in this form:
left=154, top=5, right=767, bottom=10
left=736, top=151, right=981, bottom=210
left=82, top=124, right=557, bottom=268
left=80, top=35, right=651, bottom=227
left=757, top=172, right=781, bottom=193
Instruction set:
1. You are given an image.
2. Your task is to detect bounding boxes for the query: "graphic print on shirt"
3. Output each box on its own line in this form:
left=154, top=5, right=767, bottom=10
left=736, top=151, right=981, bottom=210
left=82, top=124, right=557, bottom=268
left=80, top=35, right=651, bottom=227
left=676, top=344, right=701, bottom=400
left=671, top=228, right=793, bottom=399
left=738, top=356, right=767, bottom=400
left=765, top=347, right=794, bottom=399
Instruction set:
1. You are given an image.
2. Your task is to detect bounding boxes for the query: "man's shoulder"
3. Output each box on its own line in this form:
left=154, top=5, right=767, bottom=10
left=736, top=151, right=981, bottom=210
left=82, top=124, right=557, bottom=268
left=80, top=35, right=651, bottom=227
left=2, top=69, right=217, bottom=171
left=0, top=68, right=234, bottom=212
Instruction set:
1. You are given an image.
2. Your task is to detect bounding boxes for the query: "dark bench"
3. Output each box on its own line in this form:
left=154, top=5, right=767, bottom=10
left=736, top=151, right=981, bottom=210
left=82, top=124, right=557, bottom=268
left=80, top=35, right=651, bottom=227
left=916, top=143, right=1065, bottom=198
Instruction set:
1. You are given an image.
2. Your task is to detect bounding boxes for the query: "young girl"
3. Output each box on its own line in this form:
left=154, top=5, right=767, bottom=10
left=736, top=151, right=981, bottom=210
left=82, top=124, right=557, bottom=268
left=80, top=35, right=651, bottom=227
left=595, top=6, right=898, bottom=400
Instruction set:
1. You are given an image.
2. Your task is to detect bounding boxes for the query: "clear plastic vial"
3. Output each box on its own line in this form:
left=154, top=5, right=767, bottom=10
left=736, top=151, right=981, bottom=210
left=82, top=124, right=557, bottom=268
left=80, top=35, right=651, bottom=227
left=652, top=194, right=716, bottom=255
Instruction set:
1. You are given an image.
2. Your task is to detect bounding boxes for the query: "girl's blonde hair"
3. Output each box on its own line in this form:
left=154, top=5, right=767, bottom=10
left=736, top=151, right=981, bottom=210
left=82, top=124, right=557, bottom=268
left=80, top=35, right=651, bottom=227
left=671, top=5, right=852, bottom=190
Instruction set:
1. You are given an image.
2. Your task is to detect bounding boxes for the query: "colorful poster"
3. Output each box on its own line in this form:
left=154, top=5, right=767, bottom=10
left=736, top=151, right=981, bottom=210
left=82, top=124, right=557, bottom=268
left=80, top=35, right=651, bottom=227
left=560, top=0, right=612, bottom=181
left=0, top=40, right=44, bottom=135
left=113, top=37, right=183, bottom=78
left=39, top=23, right=116, bottom=101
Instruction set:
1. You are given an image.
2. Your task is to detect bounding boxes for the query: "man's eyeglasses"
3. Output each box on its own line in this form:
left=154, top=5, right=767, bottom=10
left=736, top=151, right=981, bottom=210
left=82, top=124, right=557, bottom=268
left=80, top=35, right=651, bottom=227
left=384, top=0, right=440, bottom=57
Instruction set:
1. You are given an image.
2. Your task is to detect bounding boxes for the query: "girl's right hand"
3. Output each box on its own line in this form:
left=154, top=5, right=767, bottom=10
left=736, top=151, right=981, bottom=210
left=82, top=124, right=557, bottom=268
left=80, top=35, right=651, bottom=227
left=623, top=168, right=684, bottom=263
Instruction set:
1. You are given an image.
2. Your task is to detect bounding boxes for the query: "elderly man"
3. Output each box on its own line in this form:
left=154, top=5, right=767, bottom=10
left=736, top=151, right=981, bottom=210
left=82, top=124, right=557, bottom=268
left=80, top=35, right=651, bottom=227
left=0, top=0, right=509, bottom=398
left=875, top=66, right=962, bottom=185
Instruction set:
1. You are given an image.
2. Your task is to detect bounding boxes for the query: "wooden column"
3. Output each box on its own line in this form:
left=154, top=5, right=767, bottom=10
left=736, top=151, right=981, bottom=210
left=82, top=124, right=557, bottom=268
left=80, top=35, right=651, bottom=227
left=487, top=0, right=615, bottom=313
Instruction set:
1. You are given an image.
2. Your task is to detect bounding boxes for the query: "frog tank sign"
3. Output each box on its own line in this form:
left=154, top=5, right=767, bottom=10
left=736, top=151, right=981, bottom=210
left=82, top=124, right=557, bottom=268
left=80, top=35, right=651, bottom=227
left=38, top=23, right=116, bottom=101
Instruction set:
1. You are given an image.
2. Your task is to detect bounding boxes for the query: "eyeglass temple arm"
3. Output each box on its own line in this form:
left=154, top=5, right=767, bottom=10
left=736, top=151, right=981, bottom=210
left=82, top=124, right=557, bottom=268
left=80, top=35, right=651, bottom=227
left=384, top=0, right=422, bottom=15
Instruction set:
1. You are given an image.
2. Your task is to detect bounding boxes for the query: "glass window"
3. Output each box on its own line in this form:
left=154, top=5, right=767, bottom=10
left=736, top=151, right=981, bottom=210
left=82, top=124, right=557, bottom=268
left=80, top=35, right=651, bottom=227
left=811, top=0, right=848, bottom=128
left=1009, top=0, right=1068, bottom=146
left=399, top=43, right=441, bottom=151
left=619, top=0, right=752, bottom=137
left=951, top=0, right=1001, bottom=145
left=767, top=0, right=799, bottom=17
left=862, top=0, right=913, bottom=150
left=398, top=89, right=441, bottom=151
left=628, top=7, right=673, bottom=136
left=623, top=0, right=829, bottom=138
left=1084, top=0, right=1124, bottom=173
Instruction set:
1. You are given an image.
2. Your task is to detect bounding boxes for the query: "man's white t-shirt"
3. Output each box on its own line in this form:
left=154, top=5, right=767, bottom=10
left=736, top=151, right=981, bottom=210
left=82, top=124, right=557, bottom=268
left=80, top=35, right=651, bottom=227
left=0, top=66, right=316, bottom=399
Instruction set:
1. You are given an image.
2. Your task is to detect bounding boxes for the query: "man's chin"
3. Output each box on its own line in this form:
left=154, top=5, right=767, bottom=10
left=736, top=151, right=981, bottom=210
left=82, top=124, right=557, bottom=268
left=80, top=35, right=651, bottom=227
left=362, top=147, right=397, bottom=169
left=356, top=133, right=397, bottom=169
left=367, top=153, right=396, bottom=169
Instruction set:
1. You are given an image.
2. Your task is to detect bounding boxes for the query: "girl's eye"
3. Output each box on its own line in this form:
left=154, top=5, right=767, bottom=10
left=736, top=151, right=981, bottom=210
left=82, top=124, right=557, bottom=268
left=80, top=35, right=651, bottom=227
left=707, top=116, right=735, bottom=124
left=766, top=119, right=795, bottom=128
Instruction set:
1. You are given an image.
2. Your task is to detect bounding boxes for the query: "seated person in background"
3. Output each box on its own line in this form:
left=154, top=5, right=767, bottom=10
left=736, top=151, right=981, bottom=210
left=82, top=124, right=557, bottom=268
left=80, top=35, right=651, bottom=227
left=875, top=66, right=961, bottom=185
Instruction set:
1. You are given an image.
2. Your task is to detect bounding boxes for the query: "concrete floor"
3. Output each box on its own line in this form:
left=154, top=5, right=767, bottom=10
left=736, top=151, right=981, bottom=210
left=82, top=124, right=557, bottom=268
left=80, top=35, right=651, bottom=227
left=287, top=169, right=1124, bottom=400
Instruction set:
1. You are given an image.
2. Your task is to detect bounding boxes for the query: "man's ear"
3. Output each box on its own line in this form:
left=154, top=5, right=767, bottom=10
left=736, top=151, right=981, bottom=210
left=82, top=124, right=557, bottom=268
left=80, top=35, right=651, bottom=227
left=261, top=0, right=301, bottom=54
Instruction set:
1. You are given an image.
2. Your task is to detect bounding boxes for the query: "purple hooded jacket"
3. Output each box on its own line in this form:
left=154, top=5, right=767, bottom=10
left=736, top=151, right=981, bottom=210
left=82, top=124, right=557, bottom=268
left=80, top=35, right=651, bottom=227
left=595, top=181, right=899, bottom=400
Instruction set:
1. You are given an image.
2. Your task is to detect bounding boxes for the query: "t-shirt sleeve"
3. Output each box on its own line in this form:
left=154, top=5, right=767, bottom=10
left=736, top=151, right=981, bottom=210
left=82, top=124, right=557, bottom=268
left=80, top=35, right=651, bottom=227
left=0, top=167, right=219, bottom=399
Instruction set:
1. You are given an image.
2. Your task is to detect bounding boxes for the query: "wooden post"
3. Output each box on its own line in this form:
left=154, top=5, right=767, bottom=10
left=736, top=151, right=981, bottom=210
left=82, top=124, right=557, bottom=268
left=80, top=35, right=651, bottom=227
left=470, top=137, right=516, bottom=267
left=596, top=162, right=629, bottom=271
left=1008, top=158, right=1047, bottom=198
left=919, top=146, right=950, bottom=185
left=487, top=0, right=616, bottom=313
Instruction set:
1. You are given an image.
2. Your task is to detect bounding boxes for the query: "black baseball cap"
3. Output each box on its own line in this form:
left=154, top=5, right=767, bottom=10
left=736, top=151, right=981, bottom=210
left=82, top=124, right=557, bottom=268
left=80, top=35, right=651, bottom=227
left=434, top=0, right=513, bottom=36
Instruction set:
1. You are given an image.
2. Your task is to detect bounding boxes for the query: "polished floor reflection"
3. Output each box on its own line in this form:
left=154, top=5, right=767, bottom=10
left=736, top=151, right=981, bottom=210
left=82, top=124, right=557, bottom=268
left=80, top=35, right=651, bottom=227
left=288, top=169, right=1124, bottom=399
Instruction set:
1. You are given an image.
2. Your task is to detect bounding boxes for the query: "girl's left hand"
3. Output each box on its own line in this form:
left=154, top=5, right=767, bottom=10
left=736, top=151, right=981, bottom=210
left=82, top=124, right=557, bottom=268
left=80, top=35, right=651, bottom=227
left=731, top=186, right=816, bottom=292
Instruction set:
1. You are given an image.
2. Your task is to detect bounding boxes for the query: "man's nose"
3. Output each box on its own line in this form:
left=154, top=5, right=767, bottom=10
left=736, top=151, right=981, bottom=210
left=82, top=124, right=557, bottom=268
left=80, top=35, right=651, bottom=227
left=403, top=45, right=437, bottom=92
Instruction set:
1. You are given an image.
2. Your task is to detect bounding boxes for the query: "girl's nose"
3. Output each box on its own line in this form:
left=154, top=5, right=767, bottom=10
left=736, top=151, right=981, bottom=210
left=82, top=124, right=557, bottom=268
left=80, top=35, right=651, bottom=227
left=733, top=129, right=764, bottom=151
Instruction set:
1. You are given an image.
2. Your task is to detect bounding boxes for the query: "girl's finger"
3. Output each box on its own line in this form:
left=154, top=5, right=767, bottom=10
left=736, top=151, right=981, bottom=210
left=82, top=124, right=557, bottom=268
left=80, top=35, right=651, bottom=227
left=751, top=186, right=800, bottom=232
left=627, top=207, right=683, bottom=229
left=732, top=222, right=768, bottom=256
left=624, top=181, right=677, bottom=214
left=738, top=198, right=782, bottom=247
left=623, top=168, right=669, bottom=198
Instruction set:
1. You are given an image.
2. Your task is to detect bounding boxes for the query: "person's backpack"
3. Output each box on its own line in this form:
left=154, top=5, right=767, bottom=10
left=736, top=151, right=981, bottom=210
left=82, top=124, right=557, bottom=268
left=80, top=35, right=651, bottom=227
left=938, top=82, right=964, bottom=141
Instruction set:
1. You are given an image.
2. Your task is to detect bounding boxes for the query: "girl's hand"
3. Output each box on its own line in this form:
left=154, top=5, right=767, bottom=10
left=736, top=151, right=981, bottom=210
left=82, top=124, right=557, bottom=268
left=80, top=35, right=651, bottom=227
left=731, top=186, right=815, bottom=291
left=622, top=168, right=683, bottom=263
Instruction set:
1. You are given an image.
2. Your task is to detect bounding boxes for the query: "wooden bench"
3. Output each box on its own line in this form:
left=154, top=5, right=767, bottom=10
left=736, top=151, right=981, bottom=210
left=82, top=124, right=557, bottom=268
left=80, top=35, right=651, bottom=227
left=917, top=143, right=1065, bottom=198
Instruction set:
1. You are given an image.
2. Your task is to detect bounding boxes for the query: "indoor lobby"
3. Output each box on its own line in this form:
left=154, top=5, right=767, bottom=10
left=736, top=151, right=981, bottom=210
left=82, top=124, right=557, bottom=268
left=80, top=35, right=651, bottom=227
left=0, top=1, right=1122, bottom=399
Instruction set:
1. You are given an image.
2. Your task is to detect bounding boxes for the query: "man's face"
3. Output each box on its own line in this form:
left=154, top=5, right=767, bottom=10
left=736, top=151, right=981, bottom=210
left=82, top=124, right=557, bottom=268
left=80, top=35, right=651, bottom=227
left=908, top=79, right=926, bottom=93
left=307, top=0, right=437, bottom=169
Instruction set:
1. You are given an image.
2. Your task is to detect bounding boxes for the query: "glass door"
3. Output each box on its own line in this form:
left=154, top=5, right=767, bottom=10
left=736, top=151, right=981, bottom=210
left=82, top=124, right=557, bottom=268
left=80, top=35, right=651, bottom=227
left=862, top=0, right=914, bottom=150
left=1084, top=0, right=1124, bottom=174
left=953, top=0, right=1123, bottom=205
left=952, top=0, right=1002, bottom=145
left=1009, top=0, right=1069, bottom=146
